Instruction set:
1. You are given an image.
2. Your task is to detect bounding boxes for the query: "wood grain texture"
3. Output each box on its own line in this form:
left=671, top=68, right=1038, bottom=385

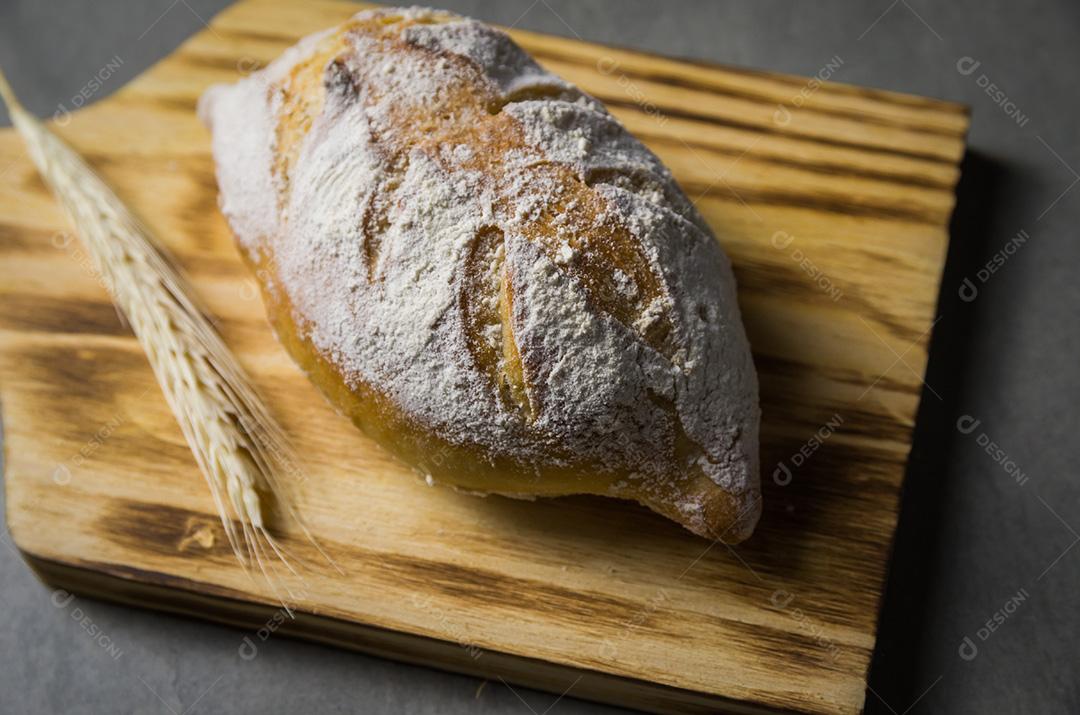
left=0, top=1, right=968, bottom=713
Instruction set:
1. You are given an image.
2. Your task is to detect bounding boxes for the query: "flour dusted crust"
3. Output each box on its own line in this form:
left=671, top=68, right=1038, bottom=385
left=198, top=7, right=761, bottom=542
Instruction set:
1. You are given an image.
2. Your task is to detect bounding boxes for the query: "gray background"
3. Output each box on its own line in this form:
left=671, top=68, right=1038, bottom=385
left=1, top=1, right=1077, bottom=713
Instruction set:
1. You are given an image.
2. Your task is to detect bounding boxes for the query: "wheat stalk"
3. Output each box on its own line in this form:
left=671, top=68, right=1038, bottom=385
left=0, top=70, right=334, bottom=609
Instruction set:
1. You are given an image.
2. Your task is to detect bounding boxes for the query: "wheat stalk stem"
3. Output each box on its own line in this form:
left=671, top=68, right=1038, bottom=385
left=0, top=69, right=336, bottom=608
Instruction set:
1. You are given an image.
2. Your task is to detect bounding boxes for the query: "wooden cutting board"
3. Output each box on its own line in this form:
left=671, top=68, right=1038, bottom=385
left=0, top=1, right=969, bottom=713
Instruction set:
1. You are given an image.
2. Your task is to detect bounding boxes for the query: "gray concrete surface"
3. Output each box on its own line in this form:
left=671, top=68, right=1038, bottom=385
left=1, top=1, right=1078, bottom=713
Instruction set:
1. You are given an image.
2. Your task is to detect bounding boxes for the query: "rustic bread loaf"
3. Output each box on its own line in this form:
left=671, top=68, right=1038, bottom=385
left=199, top=6, right=761, bottom=542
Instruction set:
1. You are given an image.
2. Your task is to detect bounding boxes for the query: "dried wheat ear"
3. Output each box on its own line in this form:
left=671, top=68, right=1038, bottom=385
left=0, top=69, right=336, bottom=610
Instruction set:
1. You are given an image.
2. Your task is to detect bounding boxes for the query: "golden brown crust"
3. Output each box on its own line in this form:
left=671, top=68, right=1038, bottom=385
left=202, top=8, right=761, bottom=542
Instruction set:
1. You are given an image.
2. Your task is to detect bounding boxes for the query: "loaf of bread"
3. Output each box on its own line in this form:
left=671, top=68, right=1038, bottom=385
left=199, top=7, right=761, bottom=542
